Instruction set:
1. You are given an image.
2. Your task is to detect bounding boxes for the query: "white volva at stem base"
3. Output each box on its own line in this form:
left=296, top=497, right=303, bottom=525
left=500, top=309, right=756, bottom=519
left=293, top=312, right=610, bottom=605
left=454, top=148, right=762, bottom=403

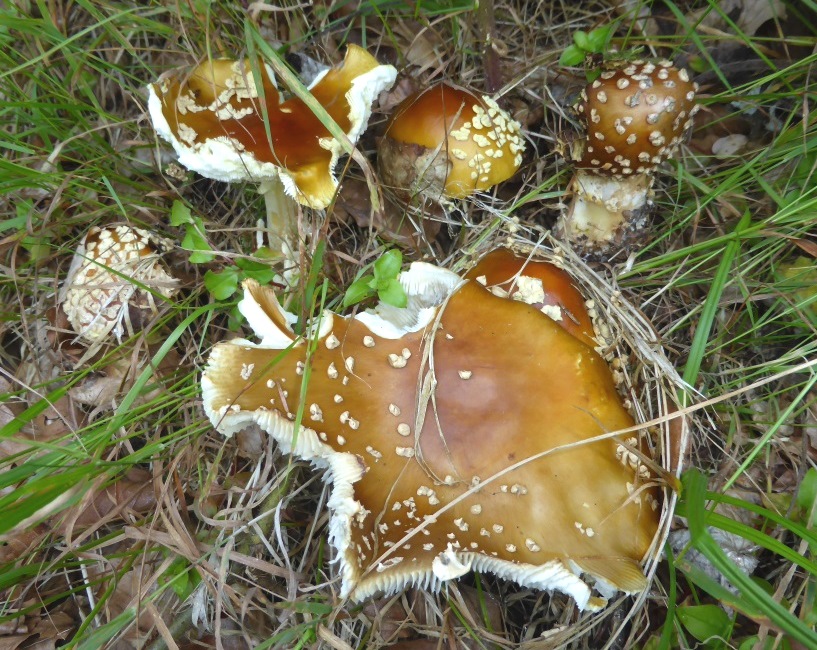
left=556, top=171, right=654, bottom=253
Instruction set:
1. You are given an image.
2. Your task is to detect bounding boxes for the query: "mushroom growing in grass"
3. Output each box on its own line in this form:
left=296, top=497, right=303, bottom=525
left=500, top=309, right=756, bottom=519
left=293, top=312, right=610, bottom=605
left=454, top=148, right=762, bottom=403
left=378, top=83, right=525, bottom=202
left=555, top=60, right=699, bottom=256
left=148, top=45, right=397, bottom=250
left=60, top=225, right=179, bottom=345
left=202, top=248, right=661, bottom=611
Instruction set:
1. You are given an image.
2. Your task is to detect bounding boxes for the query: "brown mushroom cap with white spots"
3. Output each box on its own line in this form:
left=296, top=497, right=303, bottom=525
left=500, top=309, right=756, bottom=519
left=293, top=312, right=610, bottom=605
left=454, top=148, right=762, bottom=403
left=462, top=248, right=596, bottom=348
left=574, top=60, right=699, bottom=177
left=378, top=83, right=525, bottom=200
left=148, top=45, right=396, bottom=209
left=202, top=251, right=660, bottom=611
left=61, top=225, right=179, bottom=344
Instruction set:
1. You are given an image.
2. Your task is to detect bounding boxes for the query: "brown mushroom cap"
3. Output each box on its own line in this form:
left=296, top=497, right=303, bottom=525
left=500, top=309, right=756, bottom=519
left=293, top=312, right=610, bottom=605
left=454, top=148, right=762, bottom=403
left=148, top=45, right=396, bottom=209
left=462, top=248, right=596, bottom=348
left=61, top=225, right=179, bottom=344
left=575, top=60, right=698, bottom=177
left=202, top=251, right=660, bottom=610
left=378, top=83, right=525, bottom=200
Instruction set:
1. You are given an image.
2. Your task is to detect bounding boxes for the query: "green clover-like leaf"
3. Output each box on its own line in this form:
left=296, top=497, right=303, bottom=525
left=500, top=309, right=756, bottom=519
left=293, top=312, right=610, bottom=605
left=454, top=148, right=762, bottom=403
left=181, top=216, right=215, bottom=264
left=572, top=30, right=591, bottom=51
left=373, top=249, right=403, bottom=281
left=559, top=44, right=585, bottom=67
left=235, top=258, right=277, bottom=285
left=587, top=25, right=613, bottom=52
left=204, top=267, right=240, bottom=300
left=377, top=277, right=408, bottom=308
left=677, top=604, right=732, bottom=644
left=170, top=200, right=193, bottom=227
left=343, top=275, right=376, bottom=308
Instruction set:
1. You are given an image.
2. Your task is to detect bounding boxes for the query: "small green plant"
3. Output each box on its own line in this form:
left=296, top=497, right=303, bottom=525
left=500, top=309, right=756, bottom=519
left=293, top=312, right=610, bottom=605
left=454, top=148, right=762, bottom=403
left=676, top=603, right=733, bottom=648
left=158, top=554, right=202, bottom=601
left=203, top=252, right=278, bottom=301
left=559, top=24, right=615, bottom=68
left=342, top=249, right=407, bottom=309
left=169, top=199, right=215, bottom=263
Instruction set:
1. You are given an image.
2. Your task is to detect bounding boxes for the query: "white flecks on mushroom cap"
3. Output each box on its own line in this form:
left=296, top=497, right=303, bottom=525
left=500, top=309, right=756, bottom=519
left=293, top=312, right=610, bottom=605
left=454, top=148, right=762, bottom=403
left=378, top=83, right=525, bottom=200
left=61, top=225, right=179, bottom=344
left=201, top=252, right=659, bottom=611
left=574, top=60, right=698, bottom=178
left=148, top=45, right=397, bottom=209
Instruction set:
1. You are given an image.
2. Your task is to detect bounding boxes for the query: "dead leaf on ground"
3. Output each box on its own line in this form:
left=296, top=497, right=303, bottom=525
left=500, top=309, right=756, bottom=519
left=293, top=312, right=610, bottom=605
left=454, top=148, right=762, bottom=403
left=691, top=0, right=786, bottom=38
left=86, top=549, right=178, bottom=648
left=0, top=524, right=49, bottom=564
left=0, top=393, right=83, bottom=460
left=333, top=178, right=441, bottom=249
left=378, top=77, right=420, bottom=115
left=0, top=608, right=74, bottom=650
left=63, top=467, right=156, bottom=530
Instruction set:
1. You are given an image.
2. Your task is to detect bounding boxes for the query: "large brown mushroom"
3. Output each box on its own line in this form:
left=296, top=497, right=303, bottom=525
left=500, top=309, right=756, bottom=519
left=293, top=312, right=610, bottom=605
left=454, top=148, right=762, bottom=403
left=378, top=83, right=525, bottom=201
left=555, top=60, right=699, bottom=256
left=202, top=249, right=660, bottom=611
left=148, top=45, right=396, bottom=247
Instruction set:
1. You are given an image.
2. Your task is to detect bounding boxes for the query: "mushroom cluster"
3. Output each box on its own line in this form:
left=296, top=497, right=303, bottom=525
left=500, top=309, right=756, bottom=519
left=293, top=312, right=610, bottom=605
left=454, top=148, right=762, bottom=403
left=148, top=45, right=396, bottom=246
left=61, top=225, right=179, bottom=344
left=202, top=249, right=660, bottom=611
left=556, top=60, right=699, bottom=256
left=378, top=83, right=525, bottom=201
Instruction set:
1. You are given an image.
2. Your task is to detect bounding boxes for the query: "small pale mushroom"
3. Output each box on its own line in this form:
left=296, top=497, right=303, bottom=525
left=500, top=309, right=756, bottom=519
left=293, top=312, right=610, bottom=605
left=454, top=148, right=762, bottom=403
left=148, top=45, right=396, bottom=248
left=555, top=60, right=699, bottom=257
left=60, top=225, right=179, bottom=345
left=378, top=83, right=525, bottom=201
left=202, top=249, right=660, bottom=611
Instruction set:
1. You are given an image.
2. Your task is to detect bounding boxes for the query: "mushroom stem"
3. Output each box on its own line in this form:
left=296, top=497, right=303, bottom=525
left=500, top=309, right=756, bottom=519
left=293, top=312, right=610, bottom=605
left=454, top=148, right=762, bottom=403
left=259, top=176, right=300, bottom=252
left=557, top=171, right=653, bottom=250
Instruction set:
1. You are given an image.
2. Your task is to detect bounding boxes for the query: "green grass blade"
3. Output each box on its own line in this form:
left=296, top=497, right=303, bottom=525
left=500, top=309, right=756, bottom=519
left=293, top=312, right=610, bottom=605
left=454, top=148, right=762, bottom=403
left=683, top=470, right=817, bottom=649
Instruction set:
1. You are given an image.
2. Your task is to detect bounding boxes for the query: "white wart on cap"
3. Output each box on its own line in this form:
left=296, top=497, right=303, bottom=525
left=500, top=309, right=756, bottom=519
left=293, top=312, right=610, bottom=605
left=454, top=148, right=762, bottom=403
left=61, top=225, right=179, bottom=344
left=378, top=83, right=525, bottom=201
left=202, top=249, right=661, bottom=611
left=556, top=60, right=699, bottom=256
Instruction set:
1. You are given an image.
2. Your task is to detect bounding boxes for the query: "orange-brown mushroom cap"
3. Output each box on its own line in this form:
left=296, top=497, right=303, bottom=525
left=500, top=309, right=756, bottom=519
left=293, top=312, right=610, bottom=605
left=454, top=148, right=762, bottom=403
left=378, top=84, right=525, bottom=200
left=202, top=251, right=660, bottom=610
left=574, top=60, right=698, bottom=177
left=148, top=45, right=396, bottom=209
left=462, top=248, right=596, bottom=348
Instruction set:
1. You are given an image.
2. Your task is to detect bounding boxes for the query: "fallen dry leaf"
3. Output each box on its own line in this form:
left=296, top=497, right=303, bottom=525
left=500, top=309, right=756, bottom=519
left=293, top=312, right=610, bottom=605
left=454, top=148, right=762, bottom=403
left=64, top=468, right=156, bottom=530
left=0, top=636, right=30, bottom=650
left=332, top=177, right=441, bottom=249
left=693, top=0, right=786, bottom=37
left=0, top=394, right=83, bottom=460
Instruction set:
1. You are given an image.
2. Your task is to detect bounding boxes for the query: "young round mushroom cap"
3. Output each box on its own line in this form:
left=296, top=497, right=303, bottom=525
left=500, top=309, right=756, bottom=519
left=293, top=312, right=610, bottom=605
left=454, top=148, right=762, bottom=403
left=202, top=251, right=660, bottom=611
left=574, top=60, right=699, bottom=177
left=378, top=83, right=525, bottom=200
left=462, top=248, right=596, bottom=348
left=61, top=225, right=179, bottom=344
left=148, top=45, right=397, bottom=209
